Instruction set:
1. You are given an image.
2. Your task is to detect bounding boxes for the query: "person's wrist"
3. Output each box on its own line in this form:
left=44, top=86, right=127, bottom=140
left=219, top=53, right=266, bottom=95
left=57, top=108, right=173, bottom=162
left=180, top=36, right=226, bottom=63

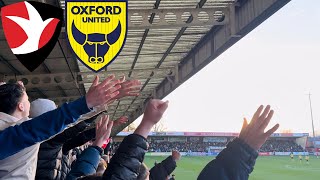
left=91, top=146, right=104, bottom=155
left=239, top=137, right=258, bottom=151
left=92, top=140, right=103, bottom=148
left=85, top=95, right=94, bottom=109
left=134, top=124, right=153, bottom=138
left=141, top=117, right=156, bottom=129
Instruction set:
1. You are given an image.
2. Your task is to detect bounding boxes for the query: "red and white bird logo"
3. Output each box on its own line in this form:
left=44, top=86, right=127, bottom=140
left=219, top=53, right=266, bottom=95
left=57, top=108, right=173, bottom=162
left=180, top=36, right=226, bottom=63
left=1, top=1, right=63, bottom=71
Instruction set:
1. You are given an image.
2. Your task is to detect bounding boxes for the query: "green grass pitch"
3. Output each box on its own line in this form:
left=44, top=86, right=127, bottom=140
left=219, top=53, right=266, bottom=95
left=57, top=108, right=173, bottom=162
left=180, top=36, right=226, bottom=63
left=144, top=156, right=320, bottom=180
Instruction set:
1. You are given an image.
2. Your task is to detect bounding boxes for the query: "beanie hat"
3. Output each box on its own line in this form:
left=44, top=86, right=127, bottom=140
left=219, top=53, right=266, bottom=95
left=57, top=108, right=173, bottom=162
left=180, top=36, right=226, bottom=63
left=29, top=98, right=57, bottom=118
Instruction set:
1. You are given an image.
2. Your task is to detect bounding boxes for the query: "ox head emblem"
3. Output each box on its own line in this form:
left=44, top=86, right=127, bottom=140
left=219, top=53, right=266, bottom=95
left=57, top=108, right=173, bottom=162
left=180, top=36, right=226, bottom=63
left=71, top=21, right=121, bottom=64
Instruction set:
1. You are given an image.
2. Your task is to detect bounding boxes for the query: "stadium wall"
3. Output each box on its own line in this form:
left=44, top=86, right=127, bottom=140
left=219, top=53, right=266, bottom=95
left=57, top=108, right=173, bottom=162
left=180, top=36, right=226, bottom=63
left=145, top=152, right=308, bottom=157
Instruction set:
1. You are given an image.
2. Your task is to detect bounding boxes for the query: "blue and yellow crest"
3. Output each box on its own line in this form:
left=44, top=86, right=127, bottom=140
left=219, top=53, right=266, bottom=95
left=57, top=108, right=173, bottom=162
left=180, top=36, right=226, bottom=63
left=65, top=0, right=127, bottom=72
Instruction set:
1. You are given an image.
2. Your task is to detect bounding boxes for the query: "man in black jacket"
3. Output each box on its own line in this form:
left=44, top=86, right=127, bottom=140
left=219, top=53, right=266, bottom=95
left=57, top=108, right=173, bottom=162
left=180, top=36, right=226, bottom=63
left=149, top=150, right=181, bottom=180
left=198, top=105, right=279, bottom=180
left=103, top=99, right=169, bottom=179
left=74, top=99, right=169, bottom=180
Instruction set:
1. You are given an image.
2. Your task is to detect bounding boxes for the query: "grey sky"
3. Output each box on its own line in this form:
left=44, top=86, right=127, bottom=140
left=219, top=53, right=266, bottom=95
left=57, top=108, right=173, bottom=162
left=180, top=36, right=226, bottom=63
left=134, top=0, right=320, bottom=134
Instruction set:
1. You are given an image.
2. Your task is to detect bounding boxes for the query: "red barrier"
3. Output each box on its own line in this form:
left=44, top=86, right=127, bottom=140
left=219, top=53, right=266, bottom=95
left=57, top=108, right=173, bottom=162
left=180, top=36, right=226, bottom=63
left=259, top=152, right=271, bottom=156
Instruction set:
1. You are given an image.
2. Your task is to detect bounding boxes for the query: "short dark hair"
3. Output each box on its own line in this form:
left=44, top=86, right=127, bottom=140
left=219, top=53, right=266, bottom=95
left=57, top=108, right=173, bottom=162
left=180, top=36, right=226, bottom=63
left=0, top=83, right=25, bottom=115
left=137, top=163, right=149, bottom=180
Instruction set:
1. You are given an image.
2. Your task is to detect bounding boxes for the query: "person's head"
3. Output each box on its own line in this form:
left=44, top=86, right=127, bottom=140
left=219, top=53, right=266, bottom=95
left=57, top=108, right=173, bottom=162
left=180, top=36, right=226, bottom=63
left=137, top=163, right=149, bottom=180
left=78, top=163, right=149, bottom=180
left=0, top=82, right=30, bottom=118
left=29, top=98, right=57, bottom=118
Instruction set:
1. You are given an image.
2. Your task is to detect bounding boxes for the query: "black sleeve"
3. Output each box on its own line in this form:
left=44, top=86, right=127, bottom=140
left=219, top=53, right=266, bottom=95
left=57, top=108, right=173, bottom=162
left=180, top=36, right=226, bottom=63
left=62, top=128, right=96, bottom=155
left=102, top=134, right=148, bottom=180
left=43, top=121, right=89, bottom=148
left=198, top=138, right=258, bottom=180
left=61, top=113, right=103, bottom=154
left=43, top=112, right=101, bottom=148
left=149, top=156, right=177, bottom=180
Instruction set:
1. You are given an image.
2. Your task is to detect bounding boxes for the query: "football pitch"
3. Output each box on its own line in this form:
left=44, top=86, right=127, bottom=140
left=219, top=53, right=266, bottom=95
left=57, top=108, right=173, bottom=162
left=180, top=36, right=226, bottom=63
left=144, top=156, right=320, bottom=180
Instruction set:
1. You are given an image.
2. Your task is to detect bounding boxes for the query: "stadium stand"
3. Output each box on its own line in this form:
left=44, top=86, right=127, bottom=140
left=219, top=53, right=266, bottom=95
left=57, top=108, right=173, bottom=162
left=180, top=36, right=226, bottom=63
left=149, top=142, right=228, bottom=152
left=110, top=132, right=308, bottom=154
left=260, top=140, right=304, bottom=152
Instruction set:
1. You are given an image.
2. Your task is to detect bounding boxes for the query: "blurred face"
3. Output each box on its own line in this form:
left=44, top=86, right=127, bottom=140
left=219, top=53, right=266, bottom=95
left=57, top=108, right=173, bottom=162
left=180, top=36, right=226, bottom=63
left=18, top=91, right=30, bottom=118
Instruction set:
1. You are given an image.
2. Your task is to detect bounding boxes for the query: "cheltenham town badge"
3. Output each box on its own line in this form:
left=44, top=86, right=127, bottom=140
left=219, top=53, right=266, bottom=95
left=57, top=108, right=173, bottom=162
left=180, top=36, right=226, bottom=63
left=1, top=1, right=63, bottom=71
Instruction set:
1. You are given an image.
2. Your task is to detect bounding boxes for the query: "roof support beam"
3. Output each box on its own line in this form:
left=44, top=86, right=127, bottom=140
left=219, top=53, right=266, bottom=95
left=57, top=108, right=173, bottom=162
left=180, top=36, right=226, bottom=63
left=0, top=7, right=228, bottom=34
left=3, top=68, right=174, bottom=88
left=50, top=94, right=150, bottom=105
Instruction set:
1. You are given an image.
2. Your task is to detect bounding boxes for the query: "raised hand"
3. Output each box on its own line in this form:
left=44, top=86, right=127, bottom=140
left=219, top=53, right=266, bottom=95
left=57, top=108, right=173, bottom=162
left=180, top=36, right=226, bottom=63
left=92, top=115, right=114, bottom=148
left=134, top=99, right=169, bottom=138
left=172, top=150, right=181, bottom=161
left=113, top=116, right=128, bottom=126
left=239, top=105, right=280, bottom=151
left=142, top=99, right=169, bottom=126
left=115, top=78, right=141, bottom=100
left=85, top=75, right=121, bottom=109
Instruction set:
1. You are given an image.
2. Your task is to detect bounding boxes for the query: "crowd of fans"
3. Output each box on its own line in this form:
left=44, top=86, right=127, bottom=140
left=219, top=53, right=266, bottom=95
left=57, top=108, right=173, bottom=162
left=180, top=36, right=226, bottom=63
left=110, top=139, right=305, bottom=153
left=147, top=140, right=304, bottom=153
left=260, top=139, right=304, bottom=152
left=148, top=142, right=227, bottom=152
left=0, top=76, right=301, bottom=180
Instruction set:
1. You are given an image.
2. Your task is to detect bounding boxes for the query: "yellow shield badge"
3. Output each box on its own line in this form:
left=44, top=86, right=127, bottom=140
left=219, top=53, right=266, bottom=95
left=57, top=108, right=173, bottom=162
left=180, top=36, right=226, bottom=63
left=65, top=0, right=127, bottom=72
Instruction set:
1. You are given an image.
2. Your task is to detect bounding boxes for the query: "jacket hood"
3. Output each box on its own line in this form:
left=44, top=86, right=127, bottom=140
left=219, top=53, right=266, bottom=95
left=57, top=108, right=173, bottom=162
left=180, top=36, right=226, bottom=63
left=0, top=112, right=29, bottom=130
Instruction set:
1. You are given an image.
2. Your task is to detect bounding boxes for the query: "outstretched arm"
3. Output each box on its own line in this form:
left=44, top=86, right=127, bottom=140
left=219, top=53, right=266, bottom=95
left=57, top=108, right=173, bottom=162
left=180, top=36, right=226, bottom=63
left=198, top=105, right=279, bottom=180
left=0, top=75, right=121, bottom=160
left=149, top=150, right=180, bottom=180
left=103, top=99, right=169, bottom=179
left=62, top=116, right=127, bottom=154
left=0, top=97, right=90, bottom=160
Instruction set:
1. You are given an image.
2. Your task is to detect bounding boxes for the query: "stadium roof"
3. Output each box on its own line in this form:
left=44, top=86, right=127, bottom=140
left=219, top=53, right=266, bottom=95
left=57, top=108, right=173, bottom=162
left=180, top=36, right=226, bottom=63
left=0, top=0, right=291, bottom=135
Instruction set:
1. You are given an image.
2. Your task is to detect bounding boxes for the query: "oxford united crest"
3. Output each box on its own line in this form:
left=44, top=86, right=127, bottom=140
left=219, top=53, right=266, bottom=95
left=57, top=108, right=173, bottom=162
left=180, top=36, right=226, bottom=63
left=65, top=0, right=127, bottom=72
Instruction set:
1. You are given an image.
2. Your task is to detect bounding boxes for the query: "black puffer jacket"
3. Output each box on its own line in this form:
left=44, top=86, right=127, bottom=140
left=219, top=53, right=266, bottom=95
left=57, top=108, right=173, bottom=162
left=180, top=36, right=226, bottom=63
left=198, top=138, right=258, bottom=180
left=102, top=134, right=148, bottom=180
left=36, top=140, right=72, bottom=180
left=35, top=119, right=97, bottom=180
left=149, top=156, right=177, bottom=180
